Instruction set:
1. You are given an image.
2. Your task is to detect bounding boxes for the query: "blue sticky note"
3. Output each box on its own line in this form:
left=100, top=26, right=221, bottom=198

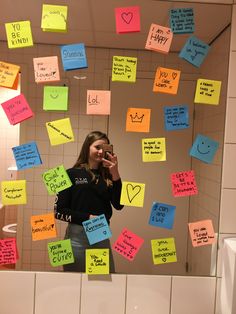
left=12, top=141, right=42, bottom=170
left=148, top=202, right=176, bottom=229
left=82, top=214, right=112, bottom=245
left=190, top=134, right=219, bottom=164
left=60, top=43, right=88, bottom=71
left=164, top=105, right=189, bottom=131
left=179, top=36, right=210, bottom=67
left=169, top=8, right=194, bottom=34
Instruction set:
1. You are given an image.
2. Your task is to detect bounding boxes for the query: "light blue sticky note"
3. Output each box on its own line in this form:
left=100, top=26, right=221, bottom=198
left=82, top=214, right=112, bottom=245
left=60, top=43, right=88, bottom=71
left=169, top=8, right=194, bottom=34
left=179, top=36, right=210, bottom=67
left=12, top=141, right=42, bottom=170
left=164, top=105, right=189, bottom=131
left=190, top=134, right=219, bottom=164
left=149, top=202, right=176, bottom=229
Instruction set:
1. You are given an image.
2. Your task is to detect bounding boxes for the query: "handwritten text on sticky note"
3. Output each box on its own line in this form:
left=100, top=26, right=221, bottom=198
left=33, top=56, right=60, bottom=83
left=48, top=239, right=74, bottom=267
left=0, top=238, right=18, bottom=265
left=145, top=23, right=173, bottom=53
left=171, top=170, right=198, bottom=197
left=164, top=105, right=189, bottom=131
left=1, top=180, right=27, bottom=205
left=86, top=249, right=109, bottom=275
left=41, top=4, right=68, bottom=32
left=112, top=56, right=137, bottom=83
left=194, top=79, right=221, bottom=105
left=169, top=8, right=194, bottom=34
left=188, top=220, right=215, bottom=247
left=142, top=137, right=166, bottom=162
left=0, top=61, right=20, bottom=88
left=87, top=90, right=111, bottom=115
left=151, top=238, right=177, bottom=264
left=12, top=141, right=42, bottom=170
left=149, top=202, right=176, bottom=229
left=46, top=117, right=74, bottom=146
left=31, top=213, right=57, bottom=241
left=153, top=67, right=181, bottom=95
left=5, top=20, right=34, bottom=48
left=42, top=165, right=72, bottom=195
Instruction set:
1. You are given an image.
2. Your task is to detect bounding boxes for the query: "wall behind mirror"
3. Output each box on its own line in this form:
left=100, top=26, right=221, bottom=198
left=0, top=0, right=232, bottom=275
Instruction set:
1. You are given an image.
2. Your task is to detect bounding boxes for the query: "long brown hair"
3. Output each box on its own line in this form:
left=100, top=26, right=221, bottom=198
left=73, top=131, right=112, bottom=184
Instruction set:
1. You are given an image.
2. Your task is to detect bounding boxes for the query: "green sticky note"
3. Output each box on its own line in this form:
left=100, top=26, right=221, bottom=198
left=112, top=56, right=137, bottom=83
left=42, top=165, right=72, bottom=195
left=43, top=86, right=68, bottom=111
left=48, top=239, right=74, bottom=267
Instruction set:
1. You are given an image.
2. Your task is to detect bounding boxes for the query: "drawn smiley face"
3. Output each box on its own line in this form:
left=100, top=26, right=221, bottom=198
left=190, top=134, right=219, bottom=164
left=197, top=141, right=211, bottom=155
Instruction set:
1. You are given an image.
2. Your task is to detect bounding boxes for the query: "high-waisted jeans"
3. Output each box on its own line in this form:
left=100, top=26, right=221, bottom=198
left=63, top=223, right=115, bottom=273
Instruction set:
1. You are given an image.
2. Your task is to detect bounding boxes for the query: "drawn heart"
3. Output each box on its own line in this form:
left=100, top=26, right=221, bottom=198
left=162, top=258, right=167, bottom=262
left=121, top=12, right=133, bottom=24
left=126, top=184, right=141, bottom=203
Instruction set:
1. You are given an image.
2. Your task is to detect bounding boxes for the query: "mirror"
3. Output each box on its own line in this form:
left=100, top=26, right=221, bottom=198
left=0, top=0, right=232, bottom=276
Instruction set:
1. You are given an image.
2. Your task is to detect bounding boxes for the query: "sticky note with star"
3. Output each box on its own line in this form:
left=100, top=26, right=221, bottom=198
left=43, top=86, right=69, bottom=111
left=42, top=165, right=72, bottom=195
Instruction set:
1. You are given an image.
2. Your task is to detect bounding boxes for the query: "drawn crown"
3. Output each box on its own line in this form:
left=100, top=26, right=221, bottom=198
left=130, top=113, right=144, bottom=123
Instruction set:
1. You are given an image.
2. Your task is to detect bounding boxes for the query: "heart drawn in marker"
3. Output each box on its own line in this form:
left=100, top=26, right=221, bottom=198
left=126, top=184, right=141, bottom=203
left=121, top=12, right=133, bottom=24
left=162, top=257, right=167, bottom=262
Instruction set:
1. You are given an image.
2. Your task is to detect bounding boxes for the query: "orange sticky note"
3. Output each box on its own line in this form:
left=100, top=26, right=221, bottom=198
left=126, top=108, right=151, bottom=132
left=0, top=61, right=20, bottom=89
left=86, top=90, right=111, bottom=115
left=33, top=56, right=60, bottom=83
left=188, top=220, right=215, bottom=247
left=31, top=213, right=57, bottom=241
left=145, top=23, right=173, bottom=54
left=153, top=67, right=181, bottom=95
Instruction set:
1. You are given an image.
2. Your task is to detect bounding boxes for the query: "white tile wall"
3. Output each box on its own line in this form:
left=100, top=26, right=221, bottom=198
left=221, top=144, right=236, bottom=188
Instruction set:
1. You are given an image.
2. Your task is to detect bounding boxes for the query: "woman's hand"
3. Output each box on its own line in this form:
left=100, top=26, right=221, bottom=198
left=102, top=152, right=120, bottom=181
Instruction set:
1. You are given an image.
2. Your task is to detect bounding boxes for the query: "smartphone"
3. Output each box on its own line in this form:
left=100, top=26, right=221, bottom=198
left=102, top=144, right=113, bottom=159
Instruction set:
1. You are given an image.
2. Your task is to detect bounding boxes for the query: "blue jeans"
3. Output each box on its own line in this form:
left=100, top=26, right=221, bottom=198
left=63, top=223, right=115, bottom=273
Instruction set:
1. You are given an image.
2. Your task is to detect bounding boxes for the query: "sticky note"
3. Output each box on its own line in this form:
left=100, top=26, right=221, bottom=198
left=153, top=67, right=181, bottom=95
left=5, top=21, right=34, bottom=48
left=0, top=238, right=18, bottom=265
left=48, top=239, right=74, bottom=267
left=42, top=165, right=72, bottom=195
left=164, top=105, right=189, bottom=131
left=188, top=220, right=216, bottom=247
left=86, top=90, right=111, bottom=115
left=145, top=24, right=173, bottom=54
left=171, top=170, right=198, bottom=197
left=120, top=181, right=145, bottom=207
left=194, top=79, right=221, bottom=105
left=190, top=134, right=219, bottom=164
left=179, top=36, right=210, bottom=67
left=82, top=214, right=112, bottom=245
left=12, top=141, right=42, bottom=170
left=115, top=6, right=140, bottom=33
left=41, top=4, right=68, bottom=32
left=60, top=43, right=87, bottom=71
left=1, top=93, right=34, bottom=125
left=112, top=56, right=137, bottom=83
left=46, top=117, right=74, bottom=146
left=169, top=8, right=194, bottom=34
left=142, top=137, right=166, bottom=162
left=149, top=202, right=176, bottom=229
left=0, top=61, right=20, bottom=89
left=31, top=213, right=57, bottom=241
left=86, top=249, right=109, bottom=275
left=1, top=180, right=27, bottom=205
left=151, top=238, right=177, bottom=265
left=43, top=86, right=69, bottom=111
left=113, top=228, right=144, bottom=261
left=126, top=107, right=151, bottom=132
left=33, top=56, right=60, bottom=83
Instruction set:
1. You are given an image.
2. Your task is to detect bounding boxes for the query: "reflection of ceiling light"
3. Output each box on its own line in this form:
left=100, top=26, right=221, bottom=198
left=73, top=76, right=87, bottom=80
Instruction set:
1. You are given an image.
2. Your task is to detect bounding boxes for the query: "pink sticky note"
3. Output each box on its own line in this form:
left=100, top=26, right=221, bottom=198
left=86, top=90, right=111, bottom=115
left=171, top=170, right=198, bottom=197
left=115, top=6, right=140, bottom=34
left=188, top=220, right=216, bottom=247
left=112, top=228, right=144, bottom=261
left=0, top=238, right=18, bottom=265
left=33, top=56, right=60, bottom=83
left=145, top=23, right=173, bottom=54
left=1, top=93, right=34, bottom=125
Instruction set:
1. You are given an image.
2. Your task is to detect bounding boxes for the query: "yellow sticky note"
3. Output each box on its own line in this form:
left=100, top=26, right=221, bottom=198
left=142, top=138, right=166, bottom=162
left=0, top=61, right=20, bottom=88
left=194, top=79, right=221, bottom=105
left=151, top=238, right=177, bottom=265
left=46, top=118, right=74, bottom=146
left=120, top=181, right=145, bottom=207
left=126, top=108, right=151, bottom=133
left=41, top=4, right=68, bottom=32
left=1, top=180, right=27, bottom=205
left=153, top=67, right=181, bottom=95
left=86, top=249, right=109, bottom=275
left=112, top=56, right=137, bottom=83
left=5, top=21, right=33, bottom=48
left=31, top=213, right=57, bottom=241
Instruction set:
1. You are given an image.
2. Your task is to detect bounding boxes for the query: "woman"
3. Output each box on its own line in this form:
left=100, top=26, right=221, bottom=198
left=54, top=130, right=124, bottom=272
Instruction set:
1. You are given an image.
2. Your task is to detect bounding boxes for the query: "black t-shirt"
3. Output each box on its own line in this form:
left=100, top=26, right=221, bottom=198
left=54, top=167, right=123, bottom=225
